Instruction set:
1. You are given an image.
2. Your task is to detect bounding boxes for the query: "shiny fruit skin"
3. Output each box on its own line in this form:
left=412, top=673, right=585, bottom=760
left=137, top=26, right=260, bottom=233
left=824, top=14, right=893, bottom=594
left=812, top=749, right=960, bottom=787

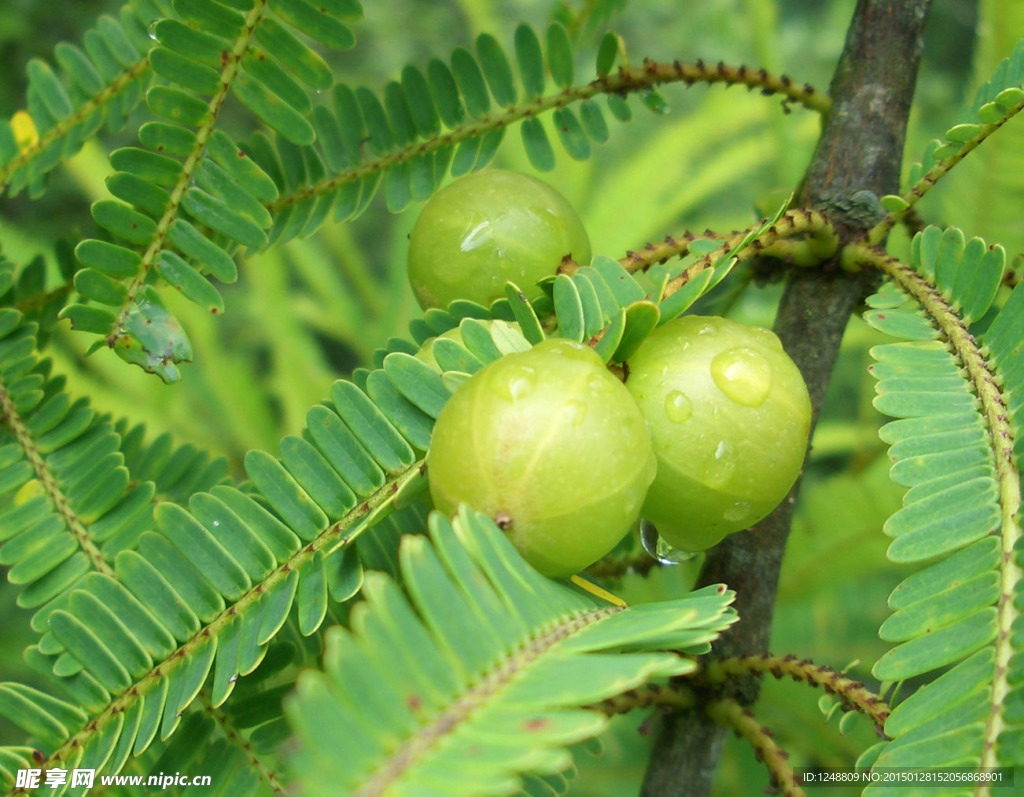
left=407, top=170, right=591, bottom=310
left=625, top=315, right=811, bottom=552
left=428, top=338, right=655, bottom=577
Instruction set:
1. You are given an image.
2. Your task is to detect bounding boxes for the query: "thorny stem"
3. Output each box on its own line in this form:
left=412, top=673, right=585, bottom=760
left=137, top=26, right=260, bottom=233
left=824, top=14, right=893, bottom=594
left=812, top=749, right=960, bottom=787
left=702, top=654, right=891, bottom=732
left=659, top=209, right=837, bottom=300
left=560, top=209, right=837, bottom=280
left=705, top=698, right=806, bottom=797
left=198, top=692, right=286, bottom=794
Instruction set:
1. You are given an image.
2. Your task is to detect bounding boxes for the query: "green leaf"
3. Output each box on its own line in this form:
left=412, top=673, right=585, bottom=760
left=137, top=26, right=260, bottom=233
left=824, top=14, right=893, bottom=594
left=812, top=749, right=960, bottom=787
left=579, top=100, right=609, bottom=143
left=244, top=450, right=328, bottom=541
left=138, top=121, right=198, bottom=157
left=297, top=551, right=329, bottom=636
left=153, top=19, right=225, bottom=69
left=26, top=59, right=74, bottom=122
left=595, top=32, right=620, bottom=76
left=504, top=283, right=545, bottom=345
left=267, top=0, right=356, bottom=50
left=450, top=47, right=490, bottom=120
left=612, top=301, right=660, bottom=363
left=872, top=608, right=997, bottom=681
left=545, top=22, right=574, bottom=88
left=174, top=0, right=245, bottom=39
left=182, top=187, right=268, bottom=249
left=514, top=24, right=545, bottom=98
left=285, top=508, right=736, bottom=796
left=243, top=50, right=314, bottom=119
left=156, top=251, right=225, bottom=314
left=254, top=18, right=333, bottom=90
left=330, top=381, right=416, bottom=475
left=552, top=108, right=590, bottom=161
left=148, top=47, right=221, bottom=95
left=146, top=85, right=210, bottom=127
left=106, top=172, right=171, bottom=217
left=91, top=199, right=157, bottom=245
left=113, top=286, right=193, bottom=382
left=279, top=434, right=356, bottom=519
left=304, top=405, right=386, bottom=496
left=477, top=33, right=516, bottom=107
left=552, top=274, right=584, bottom=342
left=73, top=269, right=127, bottom=306
left=232, top=70, right=315, bottom=146
left=401, top=65, right=441, bottom=138
left=166, top=219, right=238, bottom=283
left=426, top=58, right=465, bottom=129
left=521, top=118, right=555, bottom=172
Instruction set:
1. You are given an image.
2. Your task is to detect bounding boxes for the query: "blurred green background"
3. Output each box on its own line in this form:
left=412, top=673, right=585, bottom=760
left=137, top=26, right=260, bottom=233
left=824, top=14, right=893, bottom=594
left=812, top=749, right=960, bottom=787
left=1, top=0, right=1019, bottom=793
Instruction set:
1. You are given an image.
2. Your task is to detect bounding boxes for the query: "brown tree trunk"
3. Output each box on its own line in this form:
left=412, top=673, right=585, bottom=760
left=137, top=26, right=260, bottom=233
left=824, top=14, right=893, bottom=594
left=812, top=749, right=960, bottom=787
left=641, top=2, right=932, bottom=793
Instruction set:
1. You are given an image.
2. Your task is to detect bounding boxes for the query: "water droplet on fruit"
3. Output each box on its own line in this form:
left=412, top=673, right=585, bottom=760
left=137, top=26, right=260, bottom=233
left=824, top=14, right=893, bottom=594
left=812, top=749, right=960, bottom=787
left=701, top=440, right=736, bottom=488
left=663, top=390, right=692, bottom=423
left=697, top=323, right=715, bottom=336
left=563, top=400, right=587, bottom=426
left=587, top=374, right=612, bottom=394
left=723, top=501, right=753, bottom=523
left=676, top=337, right=691, bottom=351
left=460, top=220, right=493, bottom=252
left=749, top=326, right=783, bottom=350
left=711, top=347, right=773, bottom=407
left=495, top=365, right=535, bottom=401
left=639, top=519, right=697, bottom=564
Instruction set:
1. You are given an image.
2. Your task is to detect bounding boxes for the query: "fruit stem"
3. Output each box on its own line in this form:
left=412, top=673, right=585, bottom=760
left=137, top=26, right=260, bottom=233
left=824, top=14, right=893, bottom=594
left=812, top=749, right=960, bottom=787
left=701, top=654, right=891, bottom=733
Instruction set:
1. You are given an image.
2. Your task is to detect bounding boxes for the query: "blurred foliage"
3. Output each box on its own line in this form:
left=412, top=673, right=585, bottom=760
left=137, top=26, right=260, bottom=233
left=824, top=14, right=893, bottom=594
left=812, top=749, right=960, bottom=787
left=0, top=0, right=1008, bottom=793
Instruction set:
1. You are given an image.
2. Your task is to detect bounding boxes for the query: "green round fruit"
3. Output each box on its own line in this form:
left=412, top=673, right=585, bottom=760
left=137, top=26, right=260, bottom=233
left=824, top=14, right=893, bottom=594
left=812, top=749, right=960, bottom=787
left=428, top=338, right=655, bottom=577
left=407, top=170, right=591, bottom=310
left=625, top=315, right=811, bottom=552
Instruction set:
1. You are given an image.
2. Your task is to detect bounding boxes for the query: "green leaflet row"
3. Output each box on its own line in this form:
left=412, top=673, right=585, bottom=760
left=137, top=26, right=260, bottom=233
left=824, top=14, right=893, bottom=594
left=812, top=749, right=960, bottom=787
left=890, top=37, right=1024, bottom=207
left=57, top=0, right=364, bottom=382
left=858, top=225, right=1024, bottom=786
left=286, top=506, right=738, bottom=796
left=0, top=239, right=732, bottom=790
left=0, top=0, right=173, bottom=198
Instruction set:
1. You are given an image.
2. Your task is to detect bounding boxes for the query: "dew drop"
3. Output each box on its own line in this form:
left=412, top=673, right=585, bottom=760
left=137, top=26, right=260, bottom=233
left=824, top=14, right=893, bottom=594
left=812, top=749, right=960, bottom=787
left=701, top=440, right=736, bottom=488
left=676, top=337, right=692, bottom=352
left=563, top=400, right=587, bottom=426
left=587, top=373, right=612, bottom=394
left=663, top=390, right=693, bottom=423
left=749, top=325, right=783, bottom=350
left=148, top=20, right=160, bottom=40
left=723, top=500, right=753, bottom=523
left=710, top=347, right=773, bottom=407
left=494, top=365, right=536, bottom=401
left=639, top=519, right=698, bottom=564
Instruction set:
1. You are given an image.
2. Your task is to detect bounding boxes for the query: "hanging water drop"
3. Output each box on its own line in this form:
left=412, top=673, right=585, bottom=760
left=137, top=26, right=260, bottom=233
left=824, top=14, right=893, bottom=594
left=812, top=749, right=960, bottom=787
left=639, top=519, right=698, bottom=564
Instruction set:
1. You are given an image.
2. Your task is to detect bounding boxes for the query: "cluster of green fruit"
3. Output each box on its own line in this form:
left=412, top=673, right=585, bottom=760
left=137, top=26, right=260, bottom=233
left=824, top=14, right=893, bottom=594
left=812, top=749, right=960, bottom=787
left=409, top=171, right=812, bottom=577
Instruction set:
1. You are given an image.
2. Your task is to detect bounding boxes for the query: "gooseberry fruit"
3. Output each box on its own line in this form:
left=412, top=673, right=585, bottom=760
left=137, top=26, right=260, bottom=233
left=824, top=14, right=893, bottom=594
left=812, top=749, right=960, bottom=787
left=625, top=315, right=811, bottom=552
left=407, top=170, right=591, bottom=310
left=428, top=338, right=655, bottom=577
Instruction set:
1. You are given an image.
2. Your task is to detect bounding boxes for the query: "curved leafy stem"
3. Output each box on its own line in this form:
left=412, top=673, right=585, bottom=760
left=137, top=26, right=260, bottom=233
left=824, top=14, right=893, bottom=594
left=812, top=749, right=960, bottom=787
left=267, top=58, right=831, bottom=215
left=847, top=239, right=1021, bottom=775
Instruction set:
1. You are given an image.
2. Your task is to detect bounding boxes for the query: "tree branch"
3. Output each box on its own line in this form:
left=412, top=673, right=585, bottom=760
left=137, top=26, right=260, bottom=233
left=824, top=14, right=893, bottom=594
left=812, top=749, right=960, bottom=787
left=640, top=2, right=931, bottom=793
